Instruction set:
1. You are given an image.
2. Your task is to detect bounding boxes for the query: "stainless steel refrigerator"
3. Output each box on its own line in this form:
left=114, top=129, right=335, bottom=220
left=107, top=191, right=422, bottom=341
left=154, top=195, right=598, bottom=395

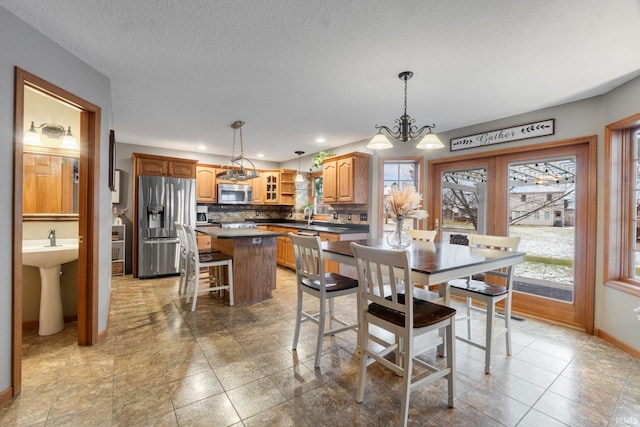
left=137, top=175, right=196, bottom=278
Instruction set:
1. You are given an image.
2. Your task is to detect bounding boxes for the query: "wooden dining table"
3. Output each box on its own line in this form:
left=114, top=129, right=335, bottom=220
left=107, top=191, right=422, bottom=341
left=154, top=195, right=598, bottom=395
left=321, top=238, right=526, bottom=304
left=322, top=238, right=526, bottom=356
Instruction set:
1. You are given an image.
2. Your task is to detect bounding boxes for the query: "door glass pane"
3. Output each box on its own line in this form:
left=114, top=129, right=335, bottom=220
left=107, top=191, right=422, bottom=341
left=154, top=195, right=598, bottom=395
left=633, top=130, right=640, bottom=279
left=507, top=158, right=576, bottom=302
left=440, top=168, right=487, bottom=242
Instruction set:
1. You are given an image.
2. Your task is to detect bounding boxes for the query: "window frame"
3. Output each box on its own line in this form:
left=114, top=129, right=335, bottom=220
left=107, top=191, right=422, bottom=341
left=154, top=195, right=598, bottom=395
left=604, top=113, right=640, bottom=297
left=377, top=156, right=424, bottom=236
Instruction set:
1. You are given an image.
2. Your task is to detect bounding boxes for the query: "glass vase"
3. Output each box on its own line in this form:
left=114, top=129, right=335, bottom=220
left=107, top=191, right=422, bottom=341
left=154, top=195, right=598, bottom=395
left=386, top=216, right=412, bottom=249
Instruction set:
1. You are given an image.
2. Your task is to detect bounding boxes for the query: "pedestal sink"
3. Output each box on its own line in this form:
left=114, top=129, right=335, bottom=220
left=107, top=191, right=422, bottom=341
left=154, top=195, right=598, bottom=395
left=22, top=239, right=79, bottom=336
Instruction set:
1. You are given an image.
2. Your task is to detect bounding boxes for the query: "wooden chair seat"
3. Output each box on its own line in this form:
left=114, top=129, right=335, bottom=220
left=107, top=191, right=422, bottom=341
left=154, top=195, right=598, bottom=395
left=449, top=278, right=508, bottom=296
left=301, top=273, right=358, bottom=293
left=368, top=294, right=456, bottom=328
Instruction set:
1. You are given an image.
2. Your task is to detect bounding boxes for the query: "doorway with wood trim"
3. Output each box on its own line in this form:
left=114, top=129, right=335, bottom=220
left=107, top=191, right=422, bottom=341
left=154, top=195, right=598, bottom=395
left=12, top=67, right=101, bottom=396
left=429, top=137, right=596, bottom=331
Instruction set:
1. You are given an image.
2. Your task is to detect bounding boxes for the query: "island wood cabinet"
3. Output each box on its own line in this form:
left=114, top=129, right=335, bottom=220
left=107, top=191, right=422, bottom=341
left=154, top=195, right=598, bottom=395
left=196, top=164, right=217, bottom=203
left=322, top=152, right=370, bottom=204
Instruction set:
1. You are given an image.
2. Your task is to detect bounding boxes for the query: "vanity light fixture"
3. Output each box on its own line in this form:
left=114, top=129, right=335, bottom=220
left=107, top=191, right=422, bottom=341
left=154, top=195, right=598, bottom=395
left=295, top=150, right=305, bottom=183
left=24, top=121, right=78, bottom=149
left=367, top=71, right=445, bottom=150
left=216, top=120, right=260, bottom=181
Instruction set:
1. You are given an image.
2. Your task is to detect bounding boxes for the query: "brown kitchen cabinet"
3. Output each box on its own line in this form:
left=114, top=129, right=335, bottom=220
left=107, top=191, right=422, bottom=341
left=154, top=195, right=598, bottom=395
left=253, top=169, right=295, bottom=206
left=133, top=153, right=197, bottom=178
left=322, top=152, right=370, bottom=204
left=196, top=164, right=217, bottom=203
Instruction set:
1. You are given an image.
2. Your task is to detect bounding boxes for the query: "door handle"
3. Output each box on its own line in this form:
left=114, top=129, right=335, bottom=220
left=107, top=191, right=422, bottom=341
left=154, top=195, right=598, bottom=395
left=434, top=218, right=439, bottom=231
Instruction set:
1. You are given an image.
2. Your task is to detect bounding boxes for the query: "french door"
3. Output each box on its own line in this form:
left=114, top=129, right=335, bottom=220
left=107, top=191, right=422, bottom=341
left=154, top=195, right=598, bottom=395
left=429, top=139, right=595, bottom=331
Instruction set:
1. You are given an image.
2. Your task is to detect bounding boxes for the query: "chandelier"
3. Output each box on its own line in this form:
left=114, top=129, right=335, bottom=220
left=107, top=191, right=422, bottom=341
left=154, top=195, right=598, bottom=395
left=216, top=121, right=260, bottom=181
left=367, top=71, right=444, bottom=150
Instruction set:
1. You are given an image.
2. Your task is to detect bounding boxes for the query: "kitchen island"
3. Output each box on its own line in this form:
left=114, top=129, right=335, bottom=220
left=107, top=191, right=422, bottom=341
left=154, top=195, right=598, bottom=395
left=195, top=227, right=284, bottom=305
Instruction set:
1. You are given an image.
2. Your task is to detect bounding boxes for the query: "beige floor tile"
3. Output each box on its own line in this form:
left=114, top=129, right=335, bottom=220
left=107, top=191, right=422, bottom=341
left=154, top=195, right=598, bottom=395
left=4, top=269, right=639, bottom=426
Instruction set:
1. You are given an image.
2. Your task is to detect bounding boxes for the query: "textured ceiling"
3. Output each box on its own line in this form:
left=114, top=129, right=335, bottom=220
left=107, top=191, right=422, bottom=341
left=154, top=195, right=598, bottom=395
left=2, top=0, right=640, bottom=162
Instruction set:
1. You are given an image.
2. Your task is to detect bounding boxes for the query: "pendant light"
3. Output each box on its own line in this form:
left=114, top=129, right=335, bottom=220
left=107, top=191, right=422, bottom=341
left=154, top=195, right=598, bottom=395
left=367, top=71, right=444, bottom=150
left=295, top=150, right=305, bottom=183
left=216, top=120, right=260, bottom=181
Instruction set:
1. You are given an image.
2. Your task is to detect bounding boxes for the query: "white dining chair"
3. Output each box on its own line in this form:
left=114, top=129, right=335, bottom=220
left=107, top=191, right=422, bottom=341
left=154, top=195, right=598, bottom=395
left=447, top=234, right=521, bottom=374
left=289, top=233, right=359, bottom=369
left=183, top=224, right=234, bottom=311
left=351, top=242, right=456, bottom=427
left=174, top=222, right=189, bottom=296
left=405, top=228, right=437, bottom=242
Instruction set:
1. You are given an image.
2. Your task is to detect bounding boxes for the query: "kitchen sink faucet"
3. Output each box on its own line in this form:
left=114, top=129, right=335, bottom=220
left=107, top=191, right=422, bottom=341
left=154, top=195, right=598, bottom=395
left=48, top=229, right=56, bottom=247
left=304, top=206, right=312, bottom=226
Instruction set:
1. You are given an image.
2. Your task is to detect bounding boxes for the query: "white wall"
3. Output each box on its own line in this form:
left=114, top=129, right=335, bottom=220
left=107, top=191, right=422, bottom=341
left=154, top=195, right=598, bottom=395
left=0, top=6, right=112, bottom=393
left=365, top=79, right=640, bottom=352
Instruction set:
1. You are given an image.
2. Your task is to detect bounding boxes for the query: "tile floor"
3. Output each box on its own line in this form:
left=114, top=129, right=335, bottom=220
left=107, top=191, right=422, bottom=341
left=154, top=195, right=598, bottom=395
left=2, top=267, right=639, bottom=426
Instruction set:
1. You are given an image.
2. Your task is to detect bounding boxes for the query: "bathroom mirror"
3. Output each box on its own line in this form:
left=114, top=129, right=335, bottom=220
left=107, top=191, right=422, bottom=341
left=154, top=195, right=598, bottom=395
left=23, top=145, right=79, bottom=221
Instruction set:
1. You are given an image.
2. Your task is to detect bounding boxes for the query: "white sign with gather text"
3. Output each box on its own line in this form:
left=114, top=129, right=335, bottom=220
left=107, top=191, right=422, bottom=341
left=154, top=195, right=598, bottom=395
left=450, top=119, right=555, bottom=151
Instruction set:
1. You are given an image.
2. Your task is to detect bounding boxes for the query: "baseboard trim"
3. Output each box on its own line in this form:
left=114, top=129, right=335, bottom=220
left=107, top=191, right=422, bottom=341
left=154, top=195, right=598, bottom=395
left=595, top=328, right=640, bottom=358
left=0, top=385, right=13, bottom=404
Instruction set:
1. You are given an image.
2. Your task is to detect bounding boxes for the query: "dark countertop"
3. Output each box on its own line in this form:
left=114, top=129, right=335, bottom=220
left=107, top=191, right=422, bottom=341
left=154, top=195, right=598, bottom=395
left=256, top=221, right=369, bottom=235
left=195, top=228, right=283, bottom=239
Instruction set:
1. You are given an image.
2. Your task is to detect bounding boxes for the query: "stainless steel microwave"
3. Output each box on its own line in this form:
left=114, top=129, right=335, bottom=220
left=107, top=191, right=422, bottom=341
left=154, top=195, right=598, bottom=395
left=218, top=183, right=252, bottom=204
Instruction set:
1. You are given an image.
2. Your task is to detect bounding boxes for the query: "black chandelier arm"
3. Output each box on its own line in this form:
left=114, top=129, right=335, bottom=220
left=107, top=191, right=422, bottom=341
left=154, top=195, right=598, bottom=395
left=408, top=123, right=436, bottom=140
left=375, top=124, right=402, bottom=139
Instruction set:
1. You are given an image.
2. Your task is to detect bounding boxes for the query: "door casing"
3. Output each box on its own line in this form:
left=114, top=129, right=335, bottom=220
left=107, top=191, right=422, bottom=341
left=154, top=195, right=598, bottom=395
left=12, top=67, right=101, bottom=397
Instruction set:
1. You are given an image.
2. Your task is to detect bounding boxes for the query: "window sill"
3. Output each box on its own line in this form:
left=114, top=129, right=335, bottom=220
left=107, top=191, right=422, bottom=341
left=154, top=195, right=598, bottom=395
left=605, top=279, right=640, bottom=297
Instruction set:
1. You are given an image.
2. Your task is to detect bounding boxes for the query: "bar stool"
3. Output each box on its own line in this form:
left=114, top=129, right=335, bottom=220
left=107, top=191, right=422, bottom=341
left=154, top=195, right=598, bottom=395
left=183, top=224, right=234, bottom=311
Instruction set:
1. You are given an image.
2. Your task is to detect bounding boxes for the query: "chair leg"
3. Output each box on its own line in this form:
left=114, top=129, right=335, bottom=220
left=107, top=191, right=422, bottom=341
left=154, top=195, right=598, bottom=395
left=315, top=296, right=327, bottom=368
left=328, top=298, right=335, bottom=334
left=190, top=269, right=200, bottom=312
left=400, top=338, right=412, bottom=427
left=484, top=300, right=495, bottom=374
left=355, top=319, right=368, bottom=403
left=504, top=293, right=512, bottom=355
left=446, top=320, right=456, bottom=407
left=466, top=296, right=472, bottom=340
left=292, top=287, right=303, bottom=350
left=227, top=262, right=234, bottom=306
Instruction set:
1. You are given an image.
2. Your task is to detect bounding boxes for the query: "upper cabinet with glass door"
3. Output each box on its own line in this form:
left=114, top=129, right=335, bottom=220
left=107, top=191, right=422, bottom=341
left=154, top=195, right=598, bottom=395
left=23, top=86, right=80, bottom=221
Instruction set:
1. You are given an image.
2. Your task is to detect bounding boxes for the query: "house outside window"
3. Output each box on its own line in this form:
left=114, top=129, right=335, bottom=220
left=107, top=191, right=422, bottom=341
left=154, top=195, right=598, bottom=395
left=381, top=159, right=422, bottom=232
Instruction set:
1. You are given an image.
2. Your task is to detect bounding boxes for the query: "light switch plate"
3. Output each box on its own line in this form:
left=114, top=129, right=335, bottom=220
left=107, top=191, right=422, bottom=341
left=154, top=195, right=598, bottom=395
left=360, top=213, right=367, bottom=221
left=333, top=212, right=338, bottom=219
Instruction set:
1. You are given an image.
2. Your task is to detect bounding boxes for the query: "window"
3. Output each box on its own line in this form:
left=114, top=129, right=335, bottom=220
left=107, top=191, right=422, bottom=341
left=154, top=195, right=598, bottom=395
left=547, top=193, right=553, bottom=202
left=521, top=194, right=526, bottom=202
left=534, top=210, right=540, bottom=219
left=544, top=211, right=550, bottom=220
left=311, top=172, right=329, bottom=218
left=380, top=158, right=423, bottom=233
left=605, top=115, right=640, bottom=296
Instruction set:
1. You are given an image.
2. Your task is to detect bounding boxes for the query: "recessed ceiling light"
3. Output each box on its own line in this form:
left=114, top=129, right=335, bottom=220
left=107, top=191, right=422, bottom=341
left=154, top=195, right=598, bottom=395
left=257, top=153, right=265, bottom=158
left=197, top=145, right=207, bottom=150
left=316, top=137, right=325, bottom=143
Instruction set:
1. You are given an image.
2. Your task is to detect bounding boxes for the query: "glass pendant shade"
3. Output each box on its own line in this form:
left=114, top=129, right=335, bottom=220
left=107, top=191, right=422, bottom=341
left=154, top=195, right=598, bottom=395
left=24, top=122, right=42, bottom=146
left=295, top=173, right=304, bottom=183
left=415, top=132, right=444, bottom=149
left=59, top=127, right=78, bottom=149
left=366, top=131, right=393, bottom=150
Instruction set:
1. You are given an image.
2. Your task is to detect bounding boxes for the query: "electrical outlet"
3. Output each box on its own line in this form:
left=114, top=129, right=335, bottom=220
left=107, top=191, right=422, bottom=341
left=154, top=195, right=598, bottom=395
left=289, top=211, right=293, bottom=217
left=348, top=213, right=352, bottom=221
left=255, top=211, right=260, bottom=216
left=360, top=213, right=368, bottom=221
left=333, top=212, right=338, bottom=220
left=634, top=307, right=640, bottom=320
